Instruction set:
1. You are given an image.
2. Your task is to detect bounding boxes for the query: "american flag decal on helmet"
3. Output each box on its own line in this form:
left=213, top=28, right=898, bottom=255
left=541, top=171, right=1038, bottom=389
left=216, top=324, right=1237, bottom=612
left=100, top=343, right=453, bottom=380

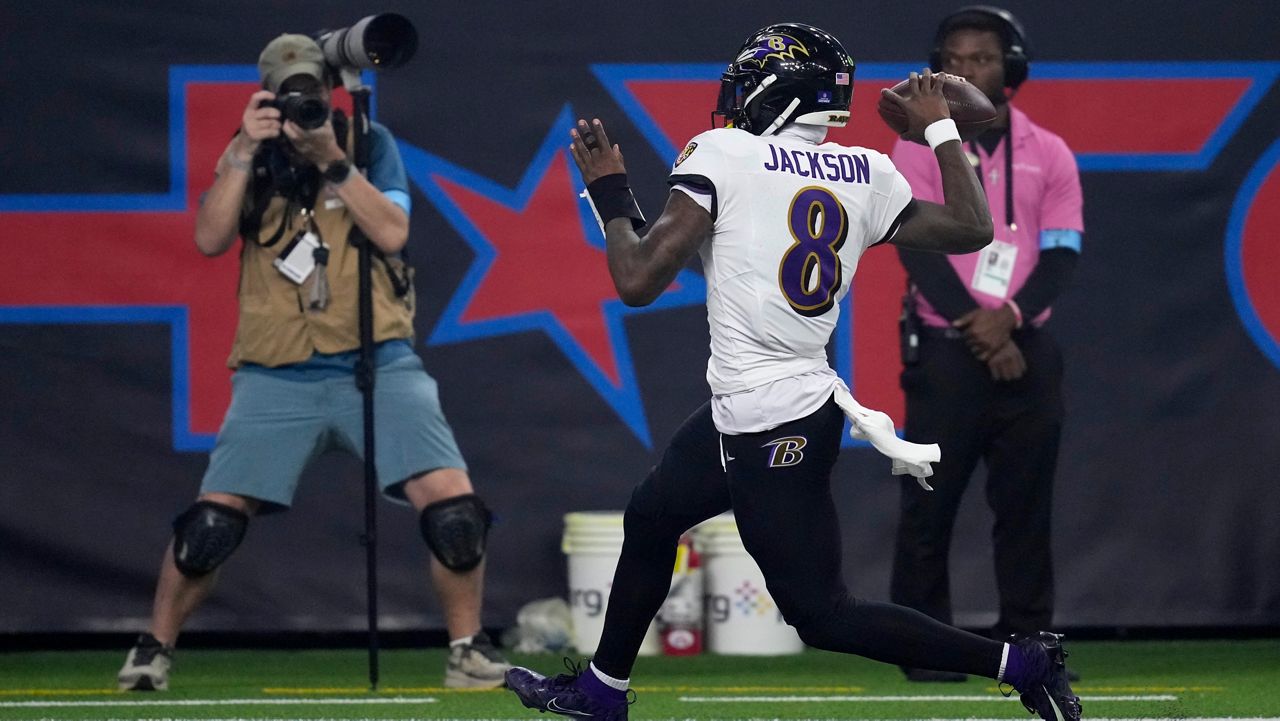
left=835, top=72, right=850, bottom=85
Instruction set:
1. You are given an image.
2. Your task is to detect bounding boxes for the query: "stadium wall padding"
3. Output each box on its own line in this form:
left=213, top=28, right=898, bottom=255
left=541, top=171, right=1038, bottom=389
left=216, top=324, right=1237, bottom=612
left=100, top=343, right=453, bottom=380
left=2, top=0, right=1278, bottom=633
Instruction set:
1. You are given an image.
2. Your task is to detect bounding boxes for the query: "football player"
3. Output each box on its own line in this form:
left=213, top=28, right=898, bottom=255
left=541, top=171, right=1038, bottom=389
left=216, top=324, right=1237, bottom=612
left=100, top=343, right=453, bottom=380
left=506, top=23, right=1079, bottom=721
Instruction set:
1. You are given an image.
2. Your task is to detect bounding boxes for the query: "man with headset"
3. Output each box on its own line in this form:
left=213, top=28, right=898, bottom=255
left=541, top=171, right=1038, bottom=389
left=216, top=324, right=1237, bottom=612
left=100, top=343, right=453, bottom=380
left=889, top=5, right=1084, bottom=683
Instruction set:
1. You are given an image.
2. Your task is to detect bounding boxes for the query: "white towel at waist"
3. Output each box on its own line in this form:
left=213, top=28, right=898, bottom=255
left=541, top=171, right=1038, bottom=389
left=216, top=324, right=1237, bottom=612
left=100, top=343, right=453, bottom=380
left=832, top=384, right=939, bottom=491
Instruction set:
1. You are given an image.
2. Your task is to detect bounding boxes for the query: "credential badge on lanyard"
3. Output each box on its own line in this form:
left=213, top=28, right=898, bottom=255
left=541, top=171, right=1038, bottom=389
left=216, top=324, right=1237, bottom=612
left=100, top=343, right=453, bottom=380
left=970, top=239, right=1018, bottom=299
left=272, top=209, right=324, bottom=284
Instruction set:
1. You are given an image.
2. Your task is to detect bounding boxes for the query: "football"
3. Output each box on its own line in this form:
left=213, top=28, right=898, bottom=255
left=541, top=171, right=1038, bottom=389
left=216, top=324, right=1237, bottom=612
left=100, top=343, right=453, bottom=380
left=877, top=73, right=997, bottom=143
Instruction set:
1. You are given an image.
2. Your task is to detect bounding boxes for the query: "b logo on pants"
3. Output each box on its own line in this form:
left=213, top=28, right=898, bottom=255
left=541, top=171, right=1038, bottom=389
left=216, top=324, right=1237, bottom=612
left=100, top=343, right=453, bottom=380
left=763, top=436, right=807, bottom=467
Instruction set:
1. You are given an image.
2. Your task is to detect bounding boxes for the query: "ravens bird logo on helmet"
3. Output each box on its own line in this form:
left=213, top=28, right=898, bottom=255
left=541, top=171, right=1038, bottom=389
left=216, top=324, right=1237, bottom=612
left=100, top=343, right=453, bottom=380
left=736, top=33, right=812, bottom=67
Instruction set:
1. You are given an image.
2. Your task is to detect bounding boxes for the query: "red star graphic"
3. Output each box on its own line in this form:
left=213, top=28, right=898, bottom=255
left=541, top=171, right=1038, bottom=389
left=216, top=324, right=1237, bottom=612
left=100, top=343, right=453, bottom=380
left=434, top=152, right=627, bottom=385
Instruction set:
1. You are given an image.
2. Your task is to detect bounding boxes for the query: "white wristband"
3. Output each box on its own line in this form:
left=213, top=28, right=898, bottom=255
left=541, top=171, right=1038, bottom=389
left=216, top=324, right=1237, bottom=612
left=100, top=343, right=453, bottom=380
left=924, top=118, right=961, bottom=150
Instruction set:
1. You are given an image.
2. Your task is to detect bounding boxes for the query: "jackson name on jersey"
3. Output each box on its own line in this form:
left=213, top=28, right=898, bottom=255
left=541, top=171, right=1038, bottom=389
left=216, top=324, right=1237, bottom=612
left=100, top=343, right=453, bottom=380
left=669, top=125, right=913, bottom=433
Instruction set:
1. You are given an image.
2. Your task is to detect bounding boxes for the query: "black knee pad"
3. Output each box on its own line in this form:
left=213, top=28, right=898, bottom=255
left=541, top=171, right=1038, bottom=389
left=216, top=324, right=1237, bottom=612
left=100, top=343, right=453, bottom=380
left=419, top=494, right=491, bottom=572
left=171, top=500, right=249, bottom=578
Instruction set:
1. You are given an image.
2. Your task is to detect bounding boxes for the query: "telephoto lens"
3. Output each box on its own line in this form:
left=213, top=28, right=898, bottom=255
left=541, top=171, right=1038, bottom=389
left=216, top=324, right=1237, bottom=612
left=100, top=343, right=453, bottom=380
left=317, top=13, right=418, bottom=70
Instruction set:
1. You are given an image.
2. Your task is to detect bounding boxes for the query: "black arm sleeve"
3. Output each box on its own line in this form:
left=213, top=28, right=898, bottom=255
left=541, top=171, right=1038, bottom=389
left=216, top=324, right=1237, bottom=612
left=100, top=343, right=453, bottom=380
left=896, top=246, right=979, bottom=321
left=1012, top=247, right=1080, bottom=320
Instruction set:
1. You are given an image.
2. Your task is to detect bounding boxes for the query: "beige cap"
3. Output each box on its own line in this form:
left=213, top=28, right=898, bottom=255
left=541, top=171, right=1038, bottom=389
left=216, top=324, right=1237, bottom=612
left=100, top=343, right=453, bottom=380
left=257, top=34, right=325, bottom=93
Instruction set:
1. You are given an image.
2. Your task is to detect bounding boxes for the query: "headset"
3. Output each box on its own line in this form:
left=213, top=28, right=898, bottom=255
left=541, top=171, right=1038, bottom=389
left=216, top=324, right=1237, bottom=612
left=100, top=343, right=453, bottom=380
left=928, top=5, right=1032, bottom=90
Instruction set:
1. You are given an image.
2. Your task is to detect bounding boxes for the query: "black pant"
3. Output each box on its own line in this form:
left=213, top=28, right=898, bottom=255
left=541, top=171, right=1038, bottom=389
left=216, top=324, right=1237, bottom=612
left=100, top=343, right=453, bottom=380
left=891, top=328, right=1064, bottom=638
left=592, top=396, right=1003, bottom=680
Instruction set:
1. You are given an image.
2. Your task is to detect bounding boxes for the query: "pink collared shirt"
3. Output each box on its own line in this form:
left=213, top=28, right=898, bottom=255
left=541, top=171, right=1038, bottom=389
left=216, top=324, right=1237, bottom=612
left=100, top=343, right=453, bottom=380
left=890, top=106, right=1083, bottom=327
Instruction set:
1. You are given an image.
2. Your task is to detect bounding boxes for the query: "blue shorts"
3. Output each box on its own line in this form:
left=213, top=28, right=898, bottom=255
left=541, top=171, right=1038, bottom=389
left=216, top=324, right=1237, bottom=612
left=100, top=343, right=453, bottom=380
left=200, top=351, right=467, bottom=512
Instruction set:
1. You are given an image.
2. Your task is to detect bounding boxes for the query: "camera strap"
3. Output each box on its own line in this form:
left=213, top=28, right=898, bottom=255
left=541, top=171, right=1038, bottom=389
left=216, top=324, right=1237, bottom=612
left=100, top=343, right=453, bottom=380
left=238, top=110, right=409, bottom=301
left=347, top=227, right=412, bottom=299
left=242, top=128, right=327, bottom=247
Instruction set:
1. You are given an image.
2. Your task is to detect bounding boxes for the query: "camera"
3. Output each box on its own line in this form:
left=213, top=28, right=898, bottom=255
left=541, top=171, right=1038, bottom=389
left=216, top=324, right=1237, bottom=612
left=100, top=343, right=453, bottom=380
left=316, top=13, right=418, bottom=71
left=262, top=92, right=330, bottom=130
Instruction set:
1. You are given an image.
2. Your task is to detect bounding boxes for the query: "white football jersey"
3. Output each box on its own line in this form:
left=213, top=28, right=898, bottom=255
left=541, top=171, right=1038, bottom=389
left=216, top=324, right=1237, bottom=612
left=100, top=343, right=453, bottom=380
left=670, top=124, right=913, bottom=432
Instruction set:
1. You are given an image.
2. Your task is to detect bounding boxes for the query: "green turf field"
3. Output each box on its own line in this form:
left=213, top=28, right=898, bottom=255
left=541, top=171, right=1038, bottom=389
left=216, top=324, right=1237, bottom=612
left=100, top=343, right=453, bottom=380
left=2, top=640, right=1277, bottom=720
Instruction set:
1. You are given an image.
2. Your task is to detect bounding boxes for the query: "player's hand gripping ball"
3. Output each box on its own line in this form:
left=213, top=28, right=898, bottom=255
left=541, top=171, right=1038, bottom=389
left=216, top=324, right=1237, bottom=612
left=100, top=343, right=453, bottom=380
left=877, top=72, right=997, bottom=143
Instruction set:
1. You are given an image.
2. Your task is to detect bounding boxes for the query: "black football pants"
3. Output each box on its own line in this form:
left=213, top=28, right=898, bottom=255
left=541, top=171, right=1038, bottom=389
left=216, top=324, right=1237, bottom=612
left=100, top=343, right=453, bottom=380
left=591, top=396, right=1005, bottom=680
left=891, top=328, right=1064, bottom=638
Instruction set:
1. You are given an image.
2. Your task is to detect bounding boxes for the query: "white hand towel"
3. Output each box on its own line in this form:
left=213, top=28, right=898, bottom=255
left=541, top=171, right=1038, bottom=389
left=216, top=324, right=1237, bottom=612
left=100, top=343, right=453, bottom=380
left=832, top=385, right=939, bottom=491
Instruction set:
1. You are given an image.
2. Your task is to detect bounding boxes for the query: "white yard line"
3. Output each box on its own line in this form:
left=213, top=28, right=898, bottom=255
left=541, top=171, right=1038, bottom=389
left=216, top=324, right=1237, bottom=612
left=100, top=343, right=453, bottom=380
left=0, top=696, right=436, bottom=708
left=23, top=718, right=1280, bottom=721
left=679, top=693, right=1179, bottom=702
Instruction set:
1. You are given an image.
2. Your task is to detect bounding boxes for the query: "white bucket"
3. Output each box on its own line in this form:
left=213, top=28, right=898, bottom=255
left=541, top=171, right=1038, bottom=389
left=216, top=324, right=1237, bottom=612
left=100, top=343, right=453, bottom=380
left=696, top=513, right=804, bottom=655
left=562, top=512, right=660, bottom=656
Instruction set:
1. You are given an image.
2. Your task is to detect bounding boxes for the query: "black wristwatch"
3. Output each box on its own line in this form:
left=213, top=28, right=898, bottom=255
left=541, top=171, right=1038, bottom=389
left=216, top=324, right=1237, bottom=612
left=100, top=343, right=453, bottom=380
left=322, top=159, right=352, bottom=186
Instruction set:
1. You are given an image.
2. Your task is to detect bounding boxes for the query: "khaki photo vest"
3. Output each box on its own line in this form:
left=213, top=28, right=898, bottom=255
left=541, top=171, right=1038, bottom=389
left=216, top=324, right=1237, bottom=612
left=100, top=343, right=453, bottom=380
left=226, top=138, right=415, bottom=368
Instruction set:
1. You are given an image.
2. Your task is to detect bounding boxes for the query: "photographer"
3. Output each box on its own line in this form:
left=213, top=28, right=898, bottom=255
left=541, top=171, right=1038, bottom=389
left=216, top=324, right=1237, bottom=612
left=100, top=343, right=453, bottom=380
left=117, top=33, right=510, bottom=691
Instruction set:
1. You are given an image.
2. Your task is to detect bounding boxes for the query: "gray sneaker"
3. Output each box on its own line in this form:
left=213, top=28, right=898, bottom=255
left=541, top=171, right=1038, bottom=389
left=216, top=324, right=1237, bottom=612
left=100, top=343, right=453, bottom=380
left=445, top=631, right=512, bottom=688
left=117, top=634, right=173, bottom=691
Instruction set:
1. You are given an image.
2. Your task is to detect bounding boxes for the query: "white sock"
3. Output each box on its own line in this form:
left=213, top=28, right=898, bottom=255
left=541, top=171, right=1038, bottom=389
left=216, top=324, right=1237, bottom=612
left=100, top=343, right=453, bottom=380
left=997, top=642, right=1011, bottom=682
left=449, top=635, right=474, bottom=648
left=589, top=662, right=630, bottom=690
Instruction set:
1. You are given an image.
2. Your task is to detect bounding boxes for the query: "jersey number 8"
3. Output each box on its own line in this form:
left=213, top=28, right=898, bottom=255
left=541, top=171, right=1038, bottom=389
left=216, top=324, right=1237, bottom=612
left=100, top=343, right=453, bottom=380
left=778, top=186, right=848, bottom=317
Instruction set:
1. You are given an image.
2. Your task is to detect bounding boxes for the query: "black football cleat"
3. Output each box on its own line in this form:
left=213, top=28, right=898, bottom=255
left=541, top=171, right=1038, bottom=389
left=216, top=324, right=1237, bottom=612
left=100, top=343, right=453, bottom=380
left=1013, top=632, right=1082, bottom=721
left=505, top=660, right=631, bottom=721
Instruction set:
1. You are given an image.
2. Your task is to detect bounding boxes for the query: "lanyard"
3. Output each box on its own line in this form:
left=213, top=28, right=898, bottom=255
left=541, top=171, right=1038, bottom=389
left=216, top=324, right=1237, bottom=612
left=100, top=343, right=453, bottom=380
left=967, top=118, right=1017, bottom=232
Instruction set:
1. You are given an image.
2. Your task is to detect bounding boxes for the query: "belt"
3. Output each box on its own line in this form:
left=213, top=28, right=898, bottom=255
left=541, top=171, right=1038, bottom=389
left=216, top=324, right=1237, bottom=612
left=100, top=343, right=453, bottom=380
left=919, top=325, right=1041, bottom=340
left=920, top=326, right=965, bottom=340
